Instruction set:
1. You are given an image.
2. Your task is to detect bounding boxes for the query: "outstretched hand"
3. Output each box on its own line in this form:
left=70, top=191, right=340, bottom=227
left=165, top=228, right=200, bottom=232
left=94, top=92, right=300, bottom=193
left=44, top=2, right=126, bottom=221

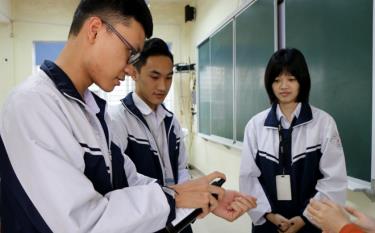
left=171, top=171, right=226, bottom=219
left=345, top=206, right=375, bottom=233
left=307, top=199, right=350, bottom=233
left=173, top=171, right=226, bottom=200
left=212, top=190, right=257, bottom=222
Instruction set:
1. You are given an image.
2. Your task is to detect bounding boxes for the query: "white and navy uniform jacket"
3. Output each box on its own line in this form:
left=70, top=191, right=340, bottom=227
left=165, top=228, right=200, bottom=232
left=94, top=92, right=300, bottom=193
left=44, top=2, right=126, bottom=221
left=0, top=60, right=176, bottom=233
left=239, top=103, right=347, bottom=233
left=109, top=92, right=190, bottom=186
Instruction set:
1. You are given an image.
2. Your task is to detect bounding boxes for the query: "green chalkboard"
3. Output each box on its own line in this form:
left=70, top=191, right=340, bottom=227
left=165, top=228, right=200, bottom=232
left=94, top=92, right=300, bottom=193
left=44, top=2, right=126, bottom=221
left=198, top=0, right=275, bottom=140
left=235, top=0, right=274, bottom=141
left=198, top=40, right=211, bottom=135
left=210, top=22, right=234, bottom=139
left=285, top=0, right=373, bottom=181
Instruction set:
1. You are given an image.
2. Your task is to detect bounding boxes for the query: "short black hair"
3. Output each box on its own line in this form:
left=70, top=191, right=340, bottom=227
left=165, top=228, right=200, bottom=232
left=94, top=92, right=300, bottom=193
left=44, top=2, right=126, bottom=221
left=264, top=48, right=311, bottom=104
left=69, top=0, right=153, bottom=38
left=133, top=37, right=174, bottom=71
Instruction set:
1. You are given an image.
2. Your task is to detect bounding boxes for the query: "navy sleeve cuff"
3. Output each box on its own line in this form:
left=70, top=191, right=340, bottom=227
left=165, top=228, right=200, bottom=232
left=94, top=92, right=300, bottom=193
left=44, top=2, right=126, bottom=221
left=161, top=187, right=176, bottom=225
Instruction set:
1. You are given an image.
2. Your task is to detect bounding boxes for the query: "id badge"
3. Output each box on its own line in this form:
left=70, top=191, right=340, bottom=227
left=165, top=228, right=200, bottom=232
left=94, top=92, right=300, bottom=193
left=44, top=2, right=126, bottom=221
left=276, top=175, right=292, bottom=201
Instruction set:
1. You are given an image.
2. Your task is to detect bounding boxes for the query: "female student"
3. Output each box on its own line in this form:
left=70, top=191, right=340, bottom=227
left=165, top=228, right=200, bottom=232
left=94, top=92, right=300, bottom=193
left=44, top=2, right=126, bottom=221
left=239, top=48, right=347, bottom=233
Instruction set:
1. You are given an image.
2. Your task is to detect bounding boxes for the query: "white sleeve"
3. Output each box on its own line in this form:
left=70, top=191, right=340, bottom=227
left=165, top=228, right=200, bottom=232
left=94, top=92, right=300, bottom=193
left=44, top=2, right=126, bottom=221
left=239, top=120, right=272, bottom=225
left=303, top=116, right=347, bottom=219
left=176, top=120, right=191, bottom=184
left=108, top=104, right=129, bottom=154
left=1, top=93, right=171, bottom=233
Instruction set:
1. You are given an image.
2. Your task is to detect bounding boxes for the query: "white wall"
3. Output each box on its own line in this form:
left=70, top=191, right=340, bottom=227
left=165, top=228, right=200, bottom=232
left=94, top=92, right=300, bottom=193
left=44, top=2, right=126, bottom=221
left=0, top=23, right=14, bottom=107
left=188, top=0, right=241, bottom=63
left=12, top=0, right=77, bottom=84
left=186, top=0, right=243, bottom=190
left=149, top=1, right=184, bottom=63
left=0, top=0, right=77, bottom=105
left=148, top=0, right=194, bottom=125
left=0, top=0, right=76, bottom=106
left=0, top=0, right=13, bottom=106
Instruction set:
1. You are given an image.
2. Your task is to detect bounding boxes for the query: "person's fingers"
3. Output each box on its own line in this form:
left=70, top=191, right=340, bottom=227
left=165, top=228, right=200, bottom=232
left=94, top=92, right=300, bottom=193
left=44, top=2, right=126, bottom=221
left=321, top=199, right=343, bottom=212
left=205, top=171, right=226, bottom=182
left=306, top=204, right=313, bottom=214
left=208, top=193, right=219, bottom=211
left=229, top=201, right=243, bottom=213
left=234, top=196, right=256, bottom=210
left=281, top=219, right=292, bottom=230
left=243, top=196, right=257, bottom=208
left=309, top=199, right=325, bottom=210
left=196, top=192, right=212, bottom=219
left=279, top=222, right=290, bottom=232
left=208, top=185, right=225, bottom=200
left=197, top=205, right=210, bottom=219
left=277, top=214, right=290, bottom=222
left=309, top=199, right=331, bottom=214
left=306, top=204, right=321, bottom=221
left=277, top=222, right=290, bottom=233
left=228, top=196, right=250, bottom=211
left=285, top=221, right=296, bottom=233
left=344, top=206, right=364, bottom=218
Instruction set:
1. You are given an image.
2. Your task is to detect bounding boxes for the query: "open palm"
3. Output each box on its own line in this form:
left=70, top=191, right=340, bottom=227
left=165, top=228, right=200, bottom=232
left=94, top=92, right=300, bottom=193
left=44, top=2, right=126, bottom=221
left=212, top=190, right=256, bottom=222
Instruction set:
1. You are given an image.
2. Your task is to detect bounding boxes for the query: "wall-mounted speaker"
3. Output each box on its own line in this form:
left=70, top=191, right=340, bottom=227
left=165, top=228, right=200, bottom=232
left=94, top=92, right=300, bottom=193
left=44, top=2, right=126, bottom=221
left=185, top=5, right=196, bottom=22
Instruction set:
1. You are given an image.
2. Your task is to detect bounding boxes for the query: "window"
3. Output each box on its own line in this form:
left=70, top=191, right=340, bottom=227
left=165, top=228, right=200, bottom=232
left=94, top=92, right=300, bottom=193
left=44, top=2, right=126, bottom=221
left=33, top=41, right=65, bottom=72
left=106, top=76, right=136, bottom=105
left=91, top=77, right=174, bottom=111
left=33, top=41, right=174, bottom=111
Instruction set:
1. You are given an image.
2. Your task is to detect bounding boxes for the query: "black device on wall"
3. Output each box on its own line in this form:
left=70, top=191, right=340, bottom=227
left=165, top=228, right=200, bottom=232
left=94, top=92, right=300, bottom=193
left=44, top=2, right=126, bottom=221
left=185, top=5, right=195, bottom=22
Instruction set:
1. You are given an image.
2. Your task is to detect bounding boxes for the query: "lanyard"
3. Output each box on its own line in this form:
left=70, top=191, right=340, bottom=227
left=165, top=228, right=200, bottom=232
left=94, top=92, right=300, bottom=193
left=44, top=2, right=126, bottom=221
left=278, top=117, right=297, bottom=174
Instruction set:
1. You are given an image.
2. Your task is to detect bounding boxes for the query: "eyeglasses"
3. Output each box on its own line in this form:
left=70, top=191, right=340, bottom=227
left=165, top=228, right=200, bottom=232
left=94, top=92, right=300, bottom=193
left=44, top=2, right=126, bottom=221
left=102, top=20, right=141, bottom=65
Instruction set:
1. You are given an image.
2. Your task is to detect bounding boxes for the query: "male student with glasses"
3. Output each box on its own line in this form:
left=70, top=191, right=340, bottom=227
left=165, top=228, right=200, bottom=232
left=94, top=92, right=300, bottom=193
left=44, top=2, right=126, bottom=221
left=0, top=0, right=256, bottom=232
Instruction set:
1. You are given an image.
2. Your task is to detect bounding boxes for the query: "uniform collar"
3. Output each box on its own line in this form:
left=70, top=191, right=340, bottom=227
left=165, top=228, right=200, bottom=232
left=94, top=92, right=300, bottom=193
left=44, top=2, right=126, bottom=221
left=276, top=103, right=301, bottom=123
left=265, top=102, right=313, bottom=128
left=40, top=60, right=106, bottom=114
left=132, top=92, right=172, bottom=118
left=40, top=60, right=83, bottom=102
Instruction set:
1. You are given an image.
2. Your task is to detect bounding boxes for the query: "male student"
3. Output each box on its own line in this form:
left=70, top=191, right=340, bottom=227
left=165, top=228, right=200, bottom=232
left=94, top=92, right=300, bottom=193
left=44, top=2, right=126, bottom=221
left=110, top=37, right=189, bottom=187
left=0, top=0, right=257, bottom=232
left=110, top=37, right=191, bottom=232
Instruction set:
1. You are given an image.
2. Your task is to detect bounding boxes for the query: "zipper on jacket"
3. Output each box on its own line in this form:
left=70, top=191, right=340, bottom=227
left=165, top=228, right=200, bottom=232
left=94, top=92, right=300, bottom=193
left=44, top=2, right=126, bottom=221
left=124, top=105, right=167, bottom=185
